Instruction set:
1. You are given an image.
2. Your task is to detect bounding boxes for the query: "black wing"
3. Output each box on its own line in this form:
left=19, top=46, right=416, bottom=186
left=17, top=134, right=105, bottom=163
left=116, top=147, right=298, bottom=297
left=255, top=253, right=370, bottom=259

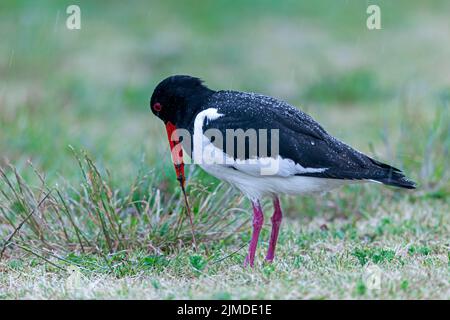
left=202, top=90, right=415, bottom=188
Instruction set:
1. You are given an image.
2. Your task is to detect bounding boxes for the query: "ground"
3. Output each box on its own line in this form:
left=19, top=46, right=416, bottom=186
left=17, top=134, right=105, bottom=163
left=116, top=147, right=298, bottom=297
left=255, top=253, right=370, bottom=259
left=1, top=198, right=449, bottom=299
left=0, top=1, right=449, bottom=299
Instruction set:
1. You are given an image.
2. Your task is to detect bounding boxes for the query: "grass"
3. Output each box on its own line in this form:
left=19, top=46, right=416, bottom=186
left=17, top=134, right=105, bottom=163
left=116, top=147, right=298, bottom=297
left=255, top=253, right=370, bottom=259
left=302, top=69, right=387, bottom=103
left=0, top=150, right=249, bottom=256
left=1, top=0, right=450, bottom=299
left=1, top=197, right=448, bottom=299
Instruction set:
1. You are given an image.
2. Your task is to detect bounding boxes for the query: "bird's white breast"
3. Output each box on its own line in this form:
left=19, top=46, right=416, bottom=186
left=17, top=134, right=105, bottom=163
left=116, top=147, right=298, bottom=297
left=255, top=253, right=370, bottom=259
left=200, top=164, right=348, bottom=200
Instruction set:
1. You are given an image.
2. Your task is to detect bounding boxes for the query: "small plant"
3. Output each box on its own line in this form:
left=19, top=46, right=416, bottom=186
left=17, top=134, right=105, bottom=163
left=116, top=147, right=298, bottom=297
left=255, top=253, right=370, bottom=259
left=142, top=255, right=170, bottom=269
left=400, top=280, right=409, bottom=291
left=355, top=280, right=367, bottom=296
left=408, top=245, right=432, bottom=256
left=189, top=254, right=207, bottom=272
left=352, top=248, right=396, bottom=266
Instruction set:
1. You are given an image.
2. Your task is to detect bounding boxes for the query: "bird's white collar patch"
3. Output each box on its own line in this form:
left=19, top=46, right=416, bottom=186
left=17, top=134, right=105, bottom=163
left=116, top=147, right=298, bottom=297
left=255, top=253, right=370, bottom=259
left=193, top=108, right=223, bottom=164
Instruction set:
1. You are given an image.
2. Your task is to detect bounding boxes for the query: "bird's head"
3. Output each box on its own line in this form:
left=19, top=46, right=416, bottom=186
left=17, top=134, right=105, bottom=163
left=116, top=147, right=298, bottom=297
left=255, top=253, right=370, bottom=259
left=150, top=75, right=213, bottom=187
left=150, top=75, right=212, bottom=126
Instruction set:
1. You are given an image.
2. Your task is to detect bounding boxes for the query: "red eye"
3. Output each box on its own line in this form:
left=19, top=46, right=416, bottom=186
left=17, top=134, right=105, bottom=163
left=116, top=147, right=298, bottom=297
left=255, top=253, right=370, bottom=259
left=153, top=103, right=162, bottom=112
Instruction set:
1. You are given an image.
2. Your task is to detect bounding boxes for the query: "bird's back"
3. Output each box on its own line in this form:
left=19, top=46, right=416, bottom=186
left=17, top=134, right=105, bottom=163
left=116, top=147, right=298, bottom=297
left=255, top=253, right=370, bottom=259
left=202, top=90, right=415, bottom=189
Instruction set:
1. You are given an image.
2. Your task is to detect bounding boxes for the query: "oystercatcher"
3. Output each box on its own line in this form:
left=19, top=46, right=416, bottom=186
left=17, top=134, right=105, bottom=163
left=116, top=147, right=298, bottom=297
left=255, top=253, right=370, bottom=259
left=150, top=75, right=415, bottom=267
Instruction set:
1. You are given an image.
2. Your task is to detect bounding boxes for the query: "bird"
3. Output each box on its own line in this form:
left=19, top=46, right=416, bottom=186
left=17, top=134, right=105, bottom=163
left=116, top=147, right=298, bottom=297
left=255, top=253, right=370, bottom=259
left=149, top=75, right=416, bottom=267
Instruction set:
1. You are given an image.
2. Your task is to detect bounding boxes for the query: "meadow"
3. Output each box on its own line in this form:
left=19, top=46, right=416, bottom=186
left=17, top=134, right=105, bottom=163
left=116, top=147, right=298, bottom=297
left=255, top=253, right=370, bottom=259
left=0, top=0, right=449, bottom=299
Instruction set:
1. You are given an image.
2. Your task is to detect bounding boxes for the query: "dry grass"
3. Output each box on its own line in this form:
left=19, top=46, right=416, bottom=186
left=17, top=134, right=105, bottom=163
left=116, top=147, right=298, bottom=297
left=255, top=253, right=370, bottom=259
left=0, top=151, right=249, bottom=259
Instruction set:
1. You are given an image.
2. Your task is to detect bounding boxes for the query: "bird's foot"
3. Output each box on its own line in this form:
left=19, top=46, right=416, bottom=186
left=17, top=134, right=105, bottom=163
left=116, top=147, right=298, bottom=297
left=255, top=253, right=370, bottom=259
left=243, top=255, right=254, bottom=268
left=265, top=246, right=276, bottom=263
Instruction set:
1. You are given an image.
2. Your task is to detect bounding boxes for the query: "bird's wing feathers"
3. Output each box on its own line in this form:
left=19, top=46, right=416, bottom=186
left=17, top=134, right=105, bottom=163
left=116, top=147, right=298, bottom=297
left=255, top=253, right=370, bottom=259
left=200, top=91, right=401, bottom=181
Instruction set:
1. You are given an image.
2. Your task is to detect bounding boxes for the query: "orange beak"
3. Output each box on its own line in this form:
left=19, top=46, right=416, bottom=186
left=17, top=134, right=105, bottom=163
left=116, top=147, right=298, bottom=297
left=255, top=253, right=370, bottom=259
left=165, top=121, right=185, bottom=187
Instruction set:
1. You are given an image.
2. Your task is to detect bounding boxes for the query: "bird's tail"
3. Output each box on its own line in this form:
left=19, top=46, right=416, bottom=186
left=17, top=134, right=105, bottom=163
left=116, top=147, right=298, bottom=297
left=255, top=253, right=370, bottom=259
left=376, top=170, right=416, bottom=189
left=369, top=158, right=416, bottom=189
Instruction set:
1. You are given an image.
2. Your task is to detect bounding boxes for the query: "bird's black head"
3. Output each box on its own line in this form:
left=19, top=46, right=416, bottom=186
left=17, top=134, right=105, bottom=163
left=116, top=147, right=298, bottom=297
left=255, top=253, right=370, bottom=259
left=150, top=75, right=214, bottom=188
left=150, top=75, right=214, bottom=126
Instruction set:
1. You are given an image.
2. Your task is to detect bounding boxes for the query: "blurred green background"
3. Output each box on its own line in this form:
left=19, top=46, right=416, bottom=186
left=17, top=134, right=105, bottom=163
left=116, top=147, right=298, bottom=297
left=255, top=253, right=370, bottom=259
left=1, top=0, right=449, bottom=189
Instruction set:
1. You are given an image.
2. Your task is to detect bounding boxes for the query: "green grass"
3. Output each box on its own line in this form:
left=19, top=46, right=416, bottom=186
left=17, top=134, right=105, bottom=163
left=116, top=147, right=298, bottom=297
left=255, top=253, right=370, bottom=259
left=1, top=197, right=448, bottom=299
left=302, top=69, right=387, bottom=103
left=1, top=0, right=450, bottom=299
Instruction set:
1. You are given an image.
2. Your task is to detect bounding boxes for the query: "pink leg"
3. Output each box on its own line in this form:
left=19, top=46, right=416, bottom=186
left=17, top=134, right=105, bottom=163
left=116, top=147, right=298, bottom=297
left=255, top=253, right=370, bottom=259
left=265, top=197, right=283, bottom=262
left=244, top=200, right=264, bottom=268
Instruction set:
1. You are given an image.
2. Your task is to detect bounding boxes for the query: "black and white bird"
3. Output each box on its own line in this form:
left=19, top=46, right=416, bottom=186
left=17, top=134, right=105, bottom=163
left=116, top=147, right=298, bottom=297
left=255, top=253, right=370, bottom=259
left=150, top=75, right=415, bottom=267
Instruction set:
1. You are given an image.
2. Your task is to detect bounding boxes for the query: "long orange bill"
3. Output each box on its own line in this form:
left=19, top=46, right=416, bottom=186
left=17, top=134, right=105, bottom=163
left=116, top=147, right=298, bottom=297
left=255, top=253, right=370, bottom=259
left=165, top=121, right=197, bottom=251
left=165, top=121, right=185, bottom=187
